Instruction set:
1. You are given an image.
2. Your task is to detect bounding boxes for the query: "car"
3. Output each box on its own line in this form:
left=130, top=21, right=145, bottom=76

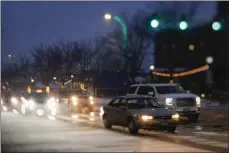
left=100, top=95, right=180, bottom=135
left=58, top=89, right=95, bottom=115
left=127, top=83, right=201, bottom=122
left=21, top=92, right=57, bottom=117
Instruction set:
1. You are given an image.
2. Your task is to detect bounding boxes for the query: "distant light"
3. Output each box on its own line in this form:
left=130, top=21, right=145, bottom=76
left=179, top=21, right=188, bottom=30
left=53, top=77, right=56, bottom=80
left=104, top=13, right=112, bottom=20
left=149, top=65, right=155, bottom=71
left=189, top=44, right=195, bottom=51
left=31, top=79, right=34, bottom=83
left=150, top=19, right=159, bottom=28
left=206, top=56, right=214, bottom=64
left=71, top=75, right=74, bottom=78
left=8, top=54, right=12, bottom=58
left=170, top=80, right=174, bottom=83
left=201, top=93, right=205, bottom=98
left=212, top=21, right=222, bottom=31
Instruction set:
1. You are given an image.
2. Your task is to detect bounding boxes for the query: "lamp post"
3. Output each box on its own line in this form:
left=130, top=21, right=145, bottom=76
left=104, top=13, right=130, bottom=87
left=149, top=65, right=155, bottom=83
left=206, top=56, right=214, bottom=98
left=71, top=75, right=74, bottom=89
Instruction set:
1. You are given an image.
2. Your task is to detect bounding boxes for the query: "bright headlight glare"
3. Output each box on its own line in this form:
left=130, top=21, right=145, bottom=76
left=172, top=113, right=179, bottom=119
left=141, top=115, right=153, bottom=121
left=89, top=96, right=94, bottom=101
left=165, top=98, right=173, bottom=105
left=71, top=96, right=77, bottom=102
left=11, top=97, right=18, bottom=104
left=90, top=101, right=94, bottom=105
left=73, top=101, right=78, bottom=105
left=196, top=97, right=201, bottom=105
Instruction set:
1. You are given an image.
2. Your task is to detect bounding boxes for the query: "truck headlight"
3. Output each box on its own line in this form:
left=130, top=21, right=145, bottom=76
left=141, top=115, right=154, bottom=121
left=165, top=98, right=173, bottom=105
left=172, top=113, right=179, bottom=119
left=196, top=97, right=201, bottom=106
left=11, top=97, right=18, bottom=104
left=89, top=96, right=94, bottom=101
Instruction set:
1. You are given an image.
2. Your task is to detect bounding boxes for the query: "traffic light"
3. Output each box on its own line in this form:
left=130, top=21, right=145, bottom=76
left=212, top=21, right=222, bottom=31
left=150, top=19, right=159, bottom=28
left=179, top=21, right=188, bottom=30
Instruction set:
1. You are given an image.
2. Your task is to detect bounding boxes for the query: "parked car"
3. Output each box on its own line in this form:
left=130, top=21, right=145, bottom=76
left=100, top=95, right=180, bottom=135
left=127, top=83, right=201, bottom=122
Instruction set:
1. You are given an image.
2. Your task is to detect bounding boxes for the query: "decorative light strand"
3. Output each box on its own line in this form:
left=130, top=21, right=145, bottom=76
left=152, top=64, right=209, bottom=78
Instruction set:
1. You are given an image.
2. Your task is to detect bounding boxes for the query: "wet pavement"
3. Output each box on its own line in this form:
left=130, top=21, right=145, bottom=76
left=1, top=111, right=222, bottom=152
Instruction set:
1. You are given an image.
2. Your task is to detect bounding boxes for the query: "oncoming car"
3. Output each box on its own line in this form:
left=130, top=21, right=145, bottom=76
left=127, top=83, right=201, bottom=122
left=100, top=95, right=180, bottom=135
left=58, top=89, right=95, bottom=114
left=21, top=92, right=57, bottom=117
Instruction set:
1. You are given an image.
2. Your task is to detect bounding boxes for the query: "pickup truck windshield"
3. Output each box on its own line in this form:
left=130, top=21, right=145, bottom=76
left=155, top=85, right=186, bottom=94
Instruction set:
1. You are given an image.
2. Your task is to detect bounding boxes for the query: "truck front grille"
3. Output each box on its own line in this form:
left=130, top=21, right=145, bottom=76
left=175, top=98, right=196, bottom=107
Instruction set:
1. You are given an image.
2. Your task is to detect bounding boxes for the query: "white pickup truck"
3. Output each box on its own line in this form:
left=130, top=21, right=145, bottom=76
left=127, top=83, right=201, bottom=122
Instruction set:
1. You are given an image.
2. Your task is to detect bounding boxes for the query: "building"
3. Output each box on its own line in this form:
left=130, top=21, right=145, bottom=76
left=154, top=2, right=229, bottom=93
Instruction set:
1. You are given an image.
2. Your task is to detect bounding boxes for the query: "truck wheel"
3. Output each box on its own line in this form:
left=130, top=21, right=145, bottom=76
left=188, top=114, right=199, bottom=122
left=128, top=120, right=139, bottom=135
left=167, top=127, right=176, bottom=133
left=103, top=115, right=112, bottom=129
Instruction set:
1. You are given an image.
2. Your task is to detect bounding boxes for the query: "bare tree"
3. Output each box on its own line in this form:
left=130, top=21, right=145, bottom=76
left=102, top=12, right=153, bottom=83
left=30, top=43, right=63, bottom=86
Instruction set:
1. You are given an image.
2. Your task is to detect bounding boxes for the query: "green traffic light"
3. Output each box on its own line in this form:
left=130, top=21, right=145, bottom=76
left=179, top=21, right=188, bottom=30
left=150, top=19, right=159, bottom=28
left=212, top=21, right=222, bottom=31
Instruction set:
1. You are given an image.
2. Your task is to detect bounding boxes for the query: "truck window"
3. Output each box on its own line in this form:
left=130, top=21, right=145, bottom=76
left=137, top=86, right=155, bottom=95
left=127, top=86, right=137, bottom=94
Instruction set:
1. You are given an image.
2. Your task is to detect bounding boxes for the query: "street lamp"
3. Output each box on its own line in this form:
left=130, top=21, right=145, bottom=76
left=206, top=56, right=214, bottom=64
left=71, top=75, right=74, bottom=89
left=53, top=77, right=56, bottom=80
left=205, top=56, right=214, bottom=98
left=71, top=75, right=74, bottom=78
left=149, top=65, right=155, bottom=71
left=104, top=13, right=112, bottom=20
left=31, top=79, right=34, bottom=83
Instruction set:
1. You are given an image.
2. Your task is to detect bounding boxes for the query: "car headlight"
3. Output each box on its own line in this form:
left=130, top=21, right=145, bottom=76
left=89, top=96, right=94, bottom=101
left=90, top=101, right=94, bottom=105
left=11, top=97, right=18, bottom=104
left=71, top=96, right=77, bottom=102
left=29, top=100, right=36, bottom=109
left=141, top=115, right=154, bottom=121
left=196, top=97, right=201, bottom=106
left=165, top=98, right=173, bottom=105
left=47, top=98, right=56, bottom=108
left=172, top=113, right=179, bottom=119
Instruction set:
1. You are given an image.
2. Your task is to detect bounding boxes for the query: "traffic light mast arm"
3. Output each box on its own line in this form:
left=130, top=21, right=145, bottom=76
left=113, top=16, right=128, bottom=49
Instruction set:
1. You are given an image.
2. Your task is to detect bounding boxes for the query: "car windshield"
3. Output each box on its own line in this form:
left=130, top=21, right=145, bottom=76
left=30, top=93, right=48, bottom=101
left=127, top=98, right=162, bottom=109
left=155, top=85, right=186, bottom=94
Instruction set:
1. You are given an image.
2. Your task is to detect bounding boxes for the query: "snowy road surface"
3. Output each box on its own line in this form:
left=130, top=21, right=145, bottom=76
left=1, top=112, right=219, bottom=152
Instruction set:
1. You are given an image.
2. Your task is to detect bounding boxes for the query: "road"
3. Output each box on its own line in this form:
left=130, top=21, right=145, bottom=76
left=1, top=112, right=221, bottom=152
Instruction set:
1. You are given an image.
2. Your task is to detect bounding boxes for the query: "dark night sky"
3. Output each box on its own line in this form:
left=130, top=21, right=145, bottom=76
left=1, top=1, right=217, bottom=67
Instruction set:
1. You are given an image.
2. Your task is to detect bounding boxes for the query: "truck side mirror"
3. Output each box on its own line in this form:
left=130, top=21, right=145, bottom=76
left=148, top=91, right=155, bottom=96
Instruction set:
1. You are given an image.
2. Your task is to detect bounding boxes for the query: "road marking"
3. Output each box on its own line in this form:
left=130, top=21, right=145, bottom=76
left=193, top=131, right=228, bottom=136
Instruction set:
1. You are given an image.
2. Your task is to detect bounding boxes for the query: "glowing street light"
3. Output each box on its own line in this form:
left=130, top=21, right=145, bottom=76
left=31, top=79, right=34, bottom=83
left=71, top=75, right=74, bottom=78
left=104, top=13, right=112, bottom=20
left=149, top=65, right=155, bottom=71
left=53, top=77, right=56, bottom=80
left=206, top=56, right=214, bottom=64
